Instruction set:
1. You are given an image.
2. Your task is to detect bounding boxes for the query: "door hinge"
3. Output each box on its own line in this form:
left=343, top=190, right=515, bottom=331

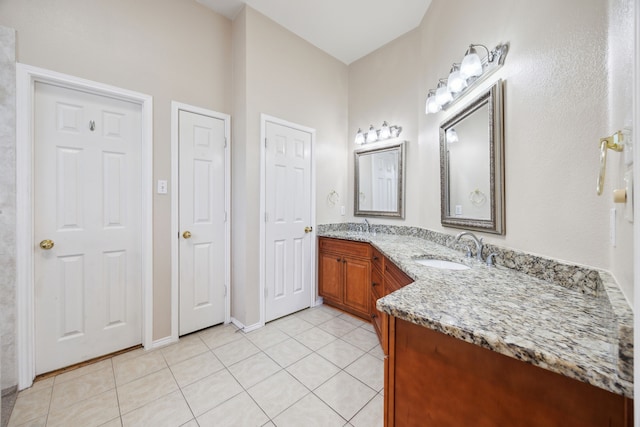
left=224, top=137, right=228, bottom=148
left=264, top=287, right=268, bottom=298
left=224, top=211, right=228, bottom=222
left=265, top=212, right=269, bottom=222
left=265, top=138, right=268, bottom=148
left=224, top=285, right=228, bottom=297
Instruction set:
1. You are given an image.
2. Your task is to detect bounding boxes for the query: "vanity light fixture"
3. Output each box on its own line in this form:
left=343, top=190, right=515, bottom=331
left=425, top=90, right=441, bottom=114
left=425, top=42, right=509, bottom=114
left=366, top=125, right=378, bottom=143
left=435, top=79, right=453, bottom=106
left=354, top=121, right=403, bottom=145
left=446, top=64, right=467, bottom=93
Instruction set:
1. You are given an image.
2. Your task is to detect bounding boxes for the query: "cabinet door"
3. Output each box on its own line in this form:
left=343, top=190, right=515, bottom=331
left=318, top=251, right=342, bottom=302
left=343, top=256, right=370, bottom=315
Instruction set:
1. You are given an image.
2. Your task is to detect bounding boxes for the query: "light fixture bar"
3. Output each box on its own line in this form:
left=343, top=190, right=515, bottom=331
left=425, top=42, right=509, bottom=114
left=354, top=121, right=402, bottom=145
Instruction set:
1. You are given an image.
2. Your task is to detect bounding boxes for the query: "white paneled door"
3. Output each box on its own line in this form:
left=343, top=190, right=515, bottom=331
left=34, top=82, right=142, bottom=375
left=178, top=110, right=227, bottom=335
left=264, top=120, right=313, bottom=322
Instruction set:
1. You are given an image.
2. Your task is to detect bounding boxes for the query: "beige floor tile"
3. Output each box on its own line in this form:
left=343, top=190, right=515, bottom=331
left=197, top=392, right=269, bottom=427
left=295, top=307, right=339, bottom=325
left=8, top=387, right=52, bottom=426
left=99, top=417, right=122, bottom=426
left=314, top=371, right=376, bottom=420
left=247, top=370, right=309, bottom=419
left=359, top=322, right=375, bottom=333
left=318, top=317, right=359, bottom=337
left=350, top=394, right=383, bottom=427
left=228, top=352, right=282, bottom=389
left=17, top=378, right=53, bottom=398
left=245, top=325, right=289, bottom=350
left=179, top=420, right=198, bottom=427
left=121, top=390, right=193, bottom=427
left=198, top=323, right=243, bottom=349
left=263, top=338, right=312, bottom=368
left=368, top=344, right=385, bottom=360
left=338, top=313, right=368, bottom=327
left=111, top=347, right=152, bottom=366
left=169, top=351, right=224, bottom=388
left=54, top=359, right=113, bottom=385
left=50, top=366, right=115, bottom=411
left=212, top=337, right=260, bottom=366
left=46, top=388, right=120, bottom=427
left=317, top=339, right=365, bottom=368
left=8, top=415, right=46, bottom=427
left=286, top=353, right=340, bottom=390
left=345, top=353, right=384, bottom=391
left=272, top=393, right=346, bottom=427
left=271, top=316, right=314, bottom=337
left=314, top=305, right=344, bottom=317
left=293, top=327, right=337, bottom=351
left=160, top=335, right=209, bottom=366
left=114, top=351, right=167, bottom=386
left=181, top=368, right=243, bottom=417
left=117, top=368, right=178, bottom=415
left=342, top=328, right=379, bottom=352
left=261, top=423, right=276, bottom=427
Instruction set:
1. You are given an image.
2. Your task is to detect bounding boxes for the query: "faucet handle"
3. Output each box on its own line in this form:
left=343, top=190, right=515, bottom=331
left=464, top=246, right=472, bottom=258
left=486, top=252, right=498, bottom=267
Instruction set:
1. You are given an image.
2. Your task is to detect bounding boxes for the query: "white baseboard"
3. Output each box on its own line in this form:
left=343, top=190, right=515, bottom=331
left=313, top=297, right=324, bottom=307
left=230, top=317, right=263, bottom=333
left=149, top=336, right=177, bottom=349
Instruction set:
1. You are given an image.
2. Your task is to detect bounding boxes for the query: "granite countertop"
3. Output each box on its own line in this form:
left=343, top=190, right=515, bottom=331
left=318, top=229, right=633, bottom=398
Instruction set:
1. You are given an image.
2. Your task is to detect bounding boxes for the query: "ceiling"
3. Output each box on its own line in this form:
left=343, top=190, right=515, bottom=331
left=196, top=0, right=432, bottom=64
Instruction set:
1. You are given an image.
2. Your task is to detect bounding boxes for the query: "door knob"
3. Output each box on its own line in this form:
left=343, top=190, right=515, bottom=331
left=182, top=231, right=192, bottom=239
left=39, top=239, right=55, bottom=250
left=304, top=226, right=313, bottom=233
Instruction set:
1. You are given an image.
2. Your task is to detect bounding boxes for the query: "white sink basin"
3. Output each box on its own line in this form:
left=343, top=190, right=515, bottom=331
left=414, top=258, right=470, bottom=270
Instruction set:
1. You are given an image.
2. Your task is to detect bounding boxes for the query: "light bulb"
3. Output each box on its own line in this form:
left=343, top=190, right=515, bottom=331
left=379, top=121, right=391, bottom=139
left=447, top=69, right=467, bottom=93
left=435, top=84, right=452, bottom=106
left=354, top=128, right=365, bottom=145
left=366, top=125, right=378, bottom=143
left=426, top=92, right=440, bottom=114
left=460, top=46, right=483, bottom=79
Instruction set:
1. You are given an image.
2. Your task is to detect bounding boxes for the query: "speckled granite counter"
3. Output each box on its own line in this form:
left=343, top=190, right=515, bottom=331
left=318, top=226, right=633, bottom=398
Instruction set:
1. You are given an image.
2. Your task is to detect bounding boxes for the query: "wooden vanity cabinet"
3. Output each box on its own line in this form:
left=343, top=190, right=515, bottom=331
left=385, top=317, right=633, bottom=427
left=318, top=237, right=371, bottom=319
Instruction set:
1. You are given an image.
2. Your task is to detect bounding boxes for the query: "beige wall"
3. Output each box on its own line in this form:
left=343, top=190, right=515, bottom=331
left=231, top=6, right=349, bottom=326
left=0, top=0, right=233, bottom=345
left=348, top=0, right=634, bottom=301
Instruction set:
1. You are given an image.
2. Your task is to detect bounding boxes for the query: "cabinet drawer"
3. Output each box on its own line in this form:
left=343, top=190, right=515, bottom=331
left=385, top=258, right=413, bottom=292
left=371, top=264, right=384, bottom=299
left=319, top=237, right=371, bottom=258
left=371, top=246, right=385, bottom=272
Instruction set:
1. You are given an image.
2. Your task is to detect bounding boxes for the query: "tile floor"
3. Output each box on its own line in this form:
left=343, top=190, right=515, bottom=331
left=8, top=305, right=384, bottom=427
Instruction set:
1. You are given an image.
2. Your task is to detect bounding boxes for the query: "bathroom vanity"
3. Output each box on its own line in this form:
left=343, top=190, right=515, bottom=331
left=317, top=229, right=633, bottom=427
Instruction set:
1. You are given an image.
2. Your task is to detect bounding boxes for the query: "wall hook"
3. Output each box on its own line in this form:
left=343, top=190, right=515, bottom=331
left=89, top=120, right=96, bottom=131
left=597, top=130, right=624, bottom=195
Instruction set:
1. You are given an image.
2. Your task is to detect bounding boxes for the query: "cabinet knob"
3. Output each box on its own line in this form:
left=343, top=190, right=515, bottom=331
left=336, top=258, right=341, bottom=262
left=373, top=256, right=379, bottom=261
left=371, top=313, right=377, bottom=319
left=372, top=282, right=379, bottom=287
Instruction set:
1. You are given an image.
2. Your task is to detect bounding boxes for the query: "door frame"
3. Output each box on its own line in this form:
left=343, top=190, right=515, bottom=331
left=15, top=64, right=154, bottom=390
left=170, top=102, right=231, bottom=340
left=259, top=114, right=319, bottom=326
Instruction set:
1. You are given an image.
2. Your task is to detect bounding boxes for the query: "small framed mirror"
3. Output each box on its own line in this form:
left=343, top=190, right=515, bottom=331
left=355, top=141, right=405, bottom=218
left=440, top=80, right=505, bottom=234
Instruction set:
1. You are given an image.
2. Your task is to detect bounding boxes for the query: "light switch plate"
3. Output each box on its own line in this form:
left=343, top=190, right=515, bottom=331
left=157, top=179, right=168, bottom=194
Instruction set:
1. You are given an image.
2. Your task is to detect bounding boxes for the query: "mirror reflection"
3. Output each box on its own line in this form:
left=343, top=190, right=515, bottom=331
left=355, top=142, right=405, bottom=218
left=440, top=80, right=504, bottom=234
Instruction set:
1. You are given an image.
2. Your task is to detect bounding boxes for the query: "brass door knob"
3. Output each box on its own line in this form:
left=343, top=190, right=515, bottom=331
left=304, top=226, right=313, bottom=233
left=39, top=239, right=55, bottom=250
left=182, top=231, right=192, bottom=239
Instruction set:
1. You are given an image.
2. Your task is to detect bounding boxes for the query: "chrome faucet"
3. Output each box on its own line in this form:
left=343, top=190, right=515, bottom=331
left=453, top=231, right=484, bottom=261
left=363, top=219, right=370, bottom=234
